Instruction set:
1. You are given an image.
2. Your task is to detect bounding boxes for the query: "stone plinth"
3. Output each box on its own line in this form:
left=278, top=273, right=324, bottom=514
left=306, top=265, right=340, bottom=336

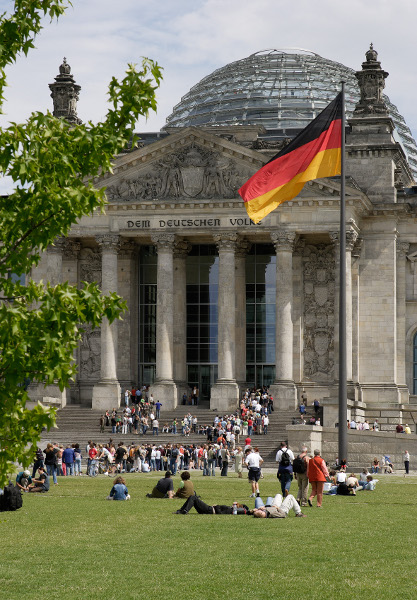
left=150, top=382, right=178, bottom=411
left=210, top=381, right=240, bottom=412
left=269, top=381, right=297, bottom=410
left=92, top=381, right=121, bottom=411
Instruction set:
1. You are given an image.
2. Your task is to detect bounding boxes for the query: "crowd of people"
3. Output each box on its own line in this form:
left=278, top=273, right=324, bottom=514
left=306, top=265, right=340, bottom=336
left=99, top=386, right=273, bottom=440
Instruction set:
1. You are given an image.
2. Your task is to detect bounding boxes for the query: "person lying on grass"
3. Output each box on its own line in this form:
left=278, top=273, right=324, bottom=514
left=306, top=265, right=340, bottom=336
left=107, top=476, right=130, bottom=500
left=250, top=494, right=306, bottom=518
left=357, top=475, right=378, bottom=491
left=175, top=495, right=250, bottom=514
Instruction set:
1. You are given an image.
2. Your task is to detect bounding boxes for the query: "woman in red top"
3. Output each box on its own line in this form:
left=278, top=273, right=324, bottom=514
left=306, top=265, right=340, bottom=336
left=307, top=449, right=329, bottom=508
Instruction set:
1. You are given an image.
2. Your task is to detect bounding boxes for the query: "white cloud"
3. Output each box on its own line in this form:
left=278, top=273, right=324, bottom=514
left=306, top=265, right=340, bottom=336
left=0, top=0, right=416, bottom=141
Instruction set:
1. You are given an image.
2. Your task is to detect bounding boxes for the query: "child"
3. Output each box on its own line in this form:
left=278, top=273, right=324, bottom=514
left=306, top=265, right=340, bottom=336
left=107, top=476, right=130, bottom=500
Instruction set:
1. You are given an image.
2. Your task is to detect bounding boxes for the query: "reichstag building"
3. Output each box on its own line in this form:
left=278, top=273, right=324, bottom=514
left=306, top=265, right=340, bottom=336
left=32, top=46, right=417, bottom=426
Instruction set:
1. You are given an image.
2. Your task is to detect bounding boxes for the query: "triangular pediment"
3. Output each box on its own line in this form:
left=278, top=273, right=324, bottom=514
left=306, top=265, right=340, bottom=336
left=99, top=126, right=265, bottom=202
left=95, top=126, right=370, bottom=210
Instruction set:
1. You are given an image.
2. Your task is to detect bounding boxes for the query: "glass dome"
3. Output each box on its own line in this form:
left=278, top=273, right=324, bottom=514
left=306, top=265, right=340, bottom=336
left=164, top=49, right=417, bottom=180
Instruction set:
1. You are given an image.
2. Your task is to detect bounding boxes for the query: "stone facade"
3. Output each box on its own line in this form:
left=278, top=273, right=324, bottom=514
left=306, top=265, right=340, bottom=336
left=28, top=50, right=417, bottom=422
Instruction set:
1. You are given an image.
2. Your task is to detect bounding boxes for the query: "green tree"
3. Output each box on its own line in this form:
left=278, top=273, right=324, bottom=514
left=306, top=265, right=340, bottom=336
left=0, top=0, right=162, bottom=486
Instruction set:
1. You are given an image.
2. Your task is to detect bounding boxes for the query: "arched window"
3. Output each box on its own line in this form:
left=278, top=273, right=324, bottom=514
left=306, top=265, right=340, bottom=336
left=413, top=332, right=417, bottom=394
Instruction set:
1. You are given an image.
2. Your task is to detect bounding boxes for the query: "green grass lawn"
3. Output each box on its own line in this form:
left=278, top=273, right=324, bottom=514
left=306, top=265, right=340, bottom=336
left=1, top=470, right=416, bottom=600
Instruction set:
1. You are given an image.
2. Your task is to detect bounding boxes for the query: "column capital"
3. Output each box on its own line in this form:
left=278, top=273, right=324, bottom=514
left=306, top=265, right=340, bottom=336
left=329, top=230, right=359, bottom=251
left=49, top=236, right=66, bottom=254
left=173, top=239, right=192, bottom=259
left=96, top=234, right=121, bottom=253
left=235, top=237, right=252, bottom=258
left=352, top=237, right=363, bottom=261
left=397, top=240, right=410, bottom=258
left=329, top=231, right=339, bottom=245
left=271, top=230, right=296, bottom=252
left=61, top=239, right=81, bottom=260
left=213, top=233, right=238, bottom=251
left=346, top=229, right=359, bottom=252
left=151, top=233, right=176, bottom=250
left=119, top=240, right=137, bottom=259
left=293, top=237, right=306, bottom=257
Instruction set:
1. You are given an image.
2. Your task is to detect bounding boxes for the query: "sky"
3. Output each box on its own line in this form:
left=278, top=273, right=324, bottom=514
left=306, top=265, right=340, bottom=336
left=1, top=0, right=417, bottom=190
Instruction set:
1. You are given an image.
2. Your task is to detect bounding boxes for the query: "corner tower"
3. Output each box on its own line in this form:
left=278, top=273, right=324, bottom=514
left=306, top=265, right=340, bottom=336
left=49, top=58, right=82, bottom=124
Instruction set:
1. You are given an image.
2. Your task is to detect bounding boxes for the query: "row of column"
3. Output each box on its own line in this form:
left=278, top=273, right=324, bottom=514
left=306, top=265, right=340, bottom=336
left=53, top=228, right=361, bottom=409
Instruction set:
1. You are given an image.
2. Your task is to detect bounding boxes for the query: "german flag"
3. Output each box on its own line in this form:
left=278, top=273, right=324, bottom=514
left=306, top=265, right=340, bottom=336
left=239, top=93, right=342, bottom=223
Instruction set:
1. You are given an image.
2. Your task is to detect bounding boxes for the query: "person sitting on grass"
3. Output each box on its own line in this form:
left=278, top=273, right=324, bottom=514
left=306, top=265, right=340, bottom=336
left=146, top=471, right=174, bottom=498
left=346, top=473, right=359, bottom=495
left=107, top=476, right=130, bottom=500
left=16, top=470, right=32, bottom=492
left=175, top=495, right=249, bottom=515
left=358, top=475, right=378, bottom=491
left=28, top=467, right=50, bottom=493
left=251, top=494, right=307, bottom=518
left=174, top=471, right=195, bottom=499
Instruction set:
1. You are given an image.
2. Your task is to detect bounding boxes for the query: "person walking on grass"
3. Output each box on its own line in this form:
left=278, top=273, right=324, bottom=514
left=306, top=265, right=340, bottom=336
left=245, top=447, right=263, bottom=497
left=276, top=442, right=294, bottom=497
left=307, top=449, right=329, bottom=508
left=404, top=450, right=410, bottom=475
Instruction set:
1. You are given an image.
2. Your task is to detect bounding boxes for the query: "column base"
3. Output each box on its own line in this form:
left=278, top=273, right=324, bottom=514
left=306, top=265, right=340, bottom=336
left=269, top=381, right=297, bottom=410
left=150, top=381, right=178, bottom=410
left=92, top=381, right=121, bottom=411
left=210, top=380, right=239, bottom=412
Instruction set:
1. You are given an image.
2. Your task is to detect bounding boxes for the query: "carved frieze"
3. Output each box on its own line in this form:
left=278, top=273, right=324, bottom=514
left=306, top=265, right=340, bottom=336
left=303, top=244, right=335, bottom=382
left=105, top=143, right=251, bottom=201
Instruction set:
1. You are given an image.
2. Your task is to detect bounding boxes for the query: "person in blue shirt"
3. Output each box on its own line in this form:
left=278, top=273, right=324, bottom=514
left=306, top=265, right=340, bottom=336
left=16, top=470, right=32, bottom=492
left=107, top=476, right=130, bottom=500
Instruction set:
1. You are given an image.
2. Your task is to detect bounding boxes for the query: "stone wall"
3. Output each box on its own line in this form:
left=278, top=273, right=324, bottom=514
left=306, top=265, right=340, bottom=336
left=287, top=425, right=415, bottom=470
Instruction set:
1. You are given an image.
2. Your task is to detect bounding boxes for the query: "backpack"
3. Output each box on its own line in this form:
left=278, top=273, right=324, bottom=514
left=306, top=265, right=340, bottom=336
left=0, top=481, right=23, bottom=512
left=293, top=455, right=307, bottom=474
left=280, top=450, right=291, bottom=467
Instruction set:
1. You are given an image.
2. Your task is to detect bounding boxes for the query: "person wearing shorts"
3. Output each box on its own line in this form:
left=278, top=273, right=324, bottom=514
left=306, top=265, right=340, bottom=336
left=245, top=447, right=263, bottom=497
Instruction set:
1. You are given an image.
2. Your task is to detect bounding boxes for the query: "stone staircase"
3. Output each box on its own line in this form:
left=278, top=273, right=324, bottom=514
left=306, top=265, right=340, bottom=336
left=41, top=403, right=315, bottom=466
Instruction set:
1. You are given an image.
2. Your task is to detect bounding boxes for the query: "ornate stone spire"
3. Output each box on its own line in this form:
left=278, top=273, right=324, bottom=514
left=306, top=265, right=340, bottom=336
left=49, top=58, right=82, bottom=124
left=353, top=44, right=389, bottom=116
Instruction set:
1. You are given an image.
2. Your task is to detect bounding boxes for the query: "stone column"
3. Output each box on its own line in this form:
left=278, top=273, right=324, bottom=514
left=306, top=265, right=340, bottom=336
left=235, top=238, right=251, bottom=387
left=173, top=239, right=191, bottom=399
left=47, top=237, right=65, bottom=284
left=292, top=239, right=305, bottom=384
left=29, top=237, right=69, bottom=407
left=269, top=230, right=297, bottom=409
left=92, top=234, right=121, bottom=410
left=63, top=239, right=81, bottom=404
left=118, top=240, right=138, bottom=390
left=210, top=233, right=240, bottom=411
left=149, top=233, right=177, bottom=409
left=329, top=231, right=340, bottom=385
left=351, top=238, right=363, bottom=384
left=345, top=229, right=358, bottom=383
left=396, top=241, right=410, bottom=403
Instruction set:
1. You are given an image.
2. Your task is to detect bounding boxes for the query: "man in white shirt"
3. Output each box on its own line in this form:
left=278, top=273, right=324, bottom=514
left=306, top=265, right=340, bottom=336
left=245, top=448, right=263, bottom=498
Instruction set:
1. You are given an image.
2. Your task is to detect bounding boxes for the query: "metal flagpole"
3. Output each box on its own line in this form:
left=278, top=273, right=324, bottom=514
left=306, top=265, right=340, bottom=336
left=338, top=81, right=347, bottom=463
